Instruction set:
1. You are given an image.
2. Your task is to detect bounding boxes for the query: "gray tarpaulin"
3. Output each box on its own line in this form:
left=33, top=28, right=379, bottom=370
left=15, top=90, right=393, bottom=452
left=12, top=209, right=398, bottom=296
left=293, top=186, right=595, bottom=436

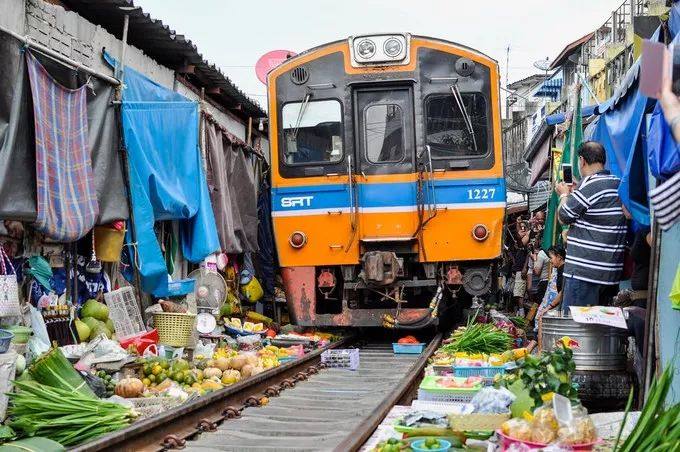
left=205, top=117, right=258, bottom=253
left=0, top=32, right=128, bottom=223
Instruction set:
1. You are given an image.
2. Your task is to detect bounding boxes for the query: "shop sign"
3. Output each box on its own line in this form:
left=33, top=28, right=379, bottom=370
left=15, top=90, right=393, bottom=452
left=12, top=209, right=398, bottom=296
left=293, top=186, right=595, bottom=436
left=569, top=306, right=627, bottom=329
left=255, top=50, right=297, bottom=84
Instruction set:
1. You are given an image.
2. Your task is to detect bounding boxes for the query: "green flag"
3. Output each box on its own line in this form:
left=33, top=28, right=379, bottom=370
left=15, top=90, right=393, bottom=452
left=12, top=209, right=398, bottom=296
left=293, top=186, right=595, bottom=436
left=565, top=90, right=583, bottom=181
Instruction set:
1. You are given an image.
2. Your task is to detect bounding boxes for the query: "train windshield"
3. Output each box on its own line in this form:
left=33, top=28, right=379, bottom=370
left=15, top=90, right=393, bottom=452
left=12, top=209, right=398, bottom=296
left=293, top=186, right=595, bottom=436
left=425, top=93, right=488, bottom=159
left=281, top=99, right=343, bottom=165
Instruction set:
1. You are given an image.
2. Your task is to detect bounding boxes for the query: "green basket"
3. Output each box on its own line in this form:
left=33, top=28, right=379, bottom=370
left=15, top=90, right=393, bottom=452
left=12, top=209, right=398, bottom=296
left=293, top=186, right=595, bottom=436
left=418, top=375, right=483, bottom=394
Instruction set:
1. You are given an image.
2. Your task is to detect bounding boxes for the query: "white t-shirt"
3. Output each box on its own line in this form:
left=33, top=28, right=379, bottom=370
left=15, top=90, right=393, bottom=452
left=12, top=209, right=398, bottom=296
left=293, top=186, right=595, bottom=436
left=534, top=250, right=550, bottom=281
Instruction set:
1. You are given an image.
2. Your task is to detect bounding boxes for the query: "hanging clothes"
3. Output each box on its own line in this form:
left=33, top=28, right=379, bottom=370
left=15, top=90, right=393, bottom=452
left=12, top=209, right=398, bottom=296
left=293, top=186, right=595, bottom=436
left=256, top=175, right=277, bottom=302
left=0, top=33, right=128, bottom=224
left=204, top=118, right=259, bottom=253
left=25, top=51, right=99, bottom=242
left=104, top=52, right=220, bottom=296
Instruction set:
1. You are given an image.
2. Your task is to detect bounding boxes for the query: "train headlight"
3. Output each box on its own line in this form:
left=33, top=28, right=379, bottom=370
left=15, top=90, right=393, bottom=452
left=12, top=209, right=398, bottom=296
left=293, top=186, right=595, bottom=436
left=356, top=39, right=376, bottom=59
left=383, top=38, right=403, bottom=57
left=289, top=231, right=307, bottom=248
left=472, top=224, right=489, bottom=241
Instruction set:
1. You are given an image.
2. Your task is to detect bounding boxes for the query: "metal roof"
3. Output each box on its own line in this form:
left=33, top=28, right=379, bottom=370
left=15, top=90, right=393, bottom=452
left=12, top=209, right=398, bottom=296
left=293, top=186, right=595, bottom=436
left=549, top=32, right=595, bottom=70
left=61, top=0, right=265, bottom=118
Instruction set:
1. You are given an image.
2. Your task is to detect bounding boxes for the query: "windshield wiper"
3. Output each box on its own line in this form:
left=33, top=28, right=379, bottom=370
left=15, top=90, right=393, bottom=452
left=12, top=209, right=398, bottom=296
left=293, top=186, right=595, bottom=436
left=449, top=83, right=478, bottom=153
left=291, top=92, right=312, bottom=140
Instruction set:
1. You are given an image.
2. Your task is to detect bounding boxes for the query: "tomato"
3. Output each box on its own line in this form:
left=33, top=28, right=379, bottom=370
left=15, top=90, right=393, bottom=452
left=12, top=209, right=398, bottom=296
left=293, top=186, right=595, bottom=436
left=397, top=335, right=419, bottom=344
left=265, top=328, right=277, bottom=338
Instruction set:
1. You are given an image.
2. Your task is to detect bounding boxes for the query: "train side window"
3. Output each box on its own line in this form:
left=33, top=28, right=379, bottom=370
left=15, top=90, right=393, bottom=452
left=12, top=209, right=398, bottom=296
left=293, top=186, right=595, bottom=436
left=425, top=94, right=488, bottom=159
left=364, top=104, right=404, bottom=163
left=281, top=99, right=343, bottom=165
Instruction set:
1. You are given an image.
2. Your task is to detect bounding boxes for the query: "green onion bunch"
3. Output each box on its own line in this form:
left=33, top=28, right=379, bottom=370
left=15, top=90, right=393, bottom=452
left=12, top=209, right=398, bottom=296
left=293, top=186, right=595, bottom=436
left=7, top=380, right=136, bottom=446
left=441, top=321, right=513, bottom=355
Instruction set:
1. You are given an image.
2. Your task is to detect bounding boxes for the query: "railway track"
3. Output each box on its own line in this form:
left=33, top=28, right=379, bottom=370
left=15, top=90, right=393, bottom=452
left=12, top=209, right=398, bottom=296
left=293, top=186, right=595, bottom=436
left=73, top=334, right=441, bottom=452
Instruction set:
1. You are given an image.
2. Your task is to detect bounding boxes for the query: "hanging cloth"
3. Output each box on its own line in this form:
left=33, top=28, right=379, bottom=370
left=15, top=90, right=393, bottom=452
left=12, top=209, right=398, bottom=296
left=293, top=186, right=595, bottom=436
left=25, top=51, right=99, bottom=242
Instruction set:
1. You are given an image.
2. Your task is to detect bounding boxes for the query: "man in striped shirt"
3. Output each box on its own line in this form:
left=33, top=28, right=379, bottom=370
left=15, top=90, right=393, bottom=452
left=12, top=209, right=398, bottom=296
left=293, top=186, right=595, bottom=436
left=556, top=141, right=628, bottom=312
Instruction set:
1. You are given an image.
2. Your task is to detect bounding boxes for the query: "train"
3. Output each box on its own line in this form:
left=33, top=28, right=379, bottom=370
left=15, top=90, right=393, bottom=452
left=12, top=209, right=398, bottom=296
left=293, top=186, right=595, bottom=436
left=267, top=33, right=505, bottom=328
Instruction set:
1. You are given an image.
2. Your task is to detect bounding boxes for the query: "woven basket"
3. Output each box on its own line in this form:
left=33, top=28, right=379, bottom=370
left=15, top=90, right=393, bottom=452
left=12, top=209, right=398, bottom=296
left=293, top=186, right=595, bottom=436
left=448, top=412, right=510, bottom=432
left=153, top=312, right=196, bottom=347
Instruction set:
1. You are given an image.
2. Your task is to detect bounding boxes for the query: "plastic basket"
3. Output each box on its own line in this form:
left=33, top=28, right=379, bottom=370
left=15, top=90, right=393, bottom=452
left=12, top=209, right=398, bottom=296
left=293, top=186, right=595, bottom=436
left=393, top=343, right=425, bottom=354
left=153, top=312, right=196, bottom=347
left=417, top=389, right=477, bottom=403
left=453, top=365, right=506, bottom=379
left=127, top=396, right=184, bottom=418
left=0, top=330, right=14, bottom=353
left=411, top=439, right=451, bottom=452
left=105, top=287, right=146, bottom=340
left=321, top=348, right=360, bottom=370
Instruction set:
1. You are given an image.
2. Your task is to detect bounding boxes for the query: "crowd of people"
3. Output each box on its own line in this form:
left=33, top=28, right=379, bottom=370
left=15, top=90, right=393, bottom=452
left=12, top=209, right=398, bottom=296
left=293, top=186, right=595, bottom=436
left=502, top=141, right=651, bottom=353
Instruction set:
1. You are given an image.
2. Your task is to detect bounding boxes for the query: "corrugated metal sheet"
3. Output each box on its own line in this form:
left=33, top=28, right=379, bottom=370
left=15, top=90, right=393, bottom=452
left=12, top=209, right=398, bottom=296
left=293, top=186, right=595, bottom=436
left=529, top=181, right=551, bottom=212
left=61, top=0, right=265, bottom=118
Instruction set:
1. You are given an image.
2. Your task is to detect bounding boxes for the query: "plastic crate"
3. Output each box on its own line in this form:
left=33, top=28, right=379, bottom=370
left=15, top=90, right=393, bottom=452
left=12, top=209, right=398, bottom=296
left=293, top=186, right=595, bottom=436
left=392, top=343, right=425, bottom=354
left=321, top=348, right=360, bottom=370
left=453, top=365, right=506, bottom=379
left=154, top=279, right=196, bottom=298
left=104, top=287, right=145, bottom=340
left=417, top=389, right=477, bottom=403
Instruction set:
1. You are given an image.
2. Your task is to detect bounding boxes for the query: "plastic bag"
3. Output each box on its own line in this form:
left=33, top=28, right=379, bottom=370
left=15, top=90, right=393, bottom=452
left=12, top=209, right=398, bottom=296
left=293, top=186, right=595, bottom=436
left=470, top=386, right=516, bottom=413
left=670, top=263, right=680, bottom=310
left=501, top=418, right=532, bottom=441
left=531, top=405, right=558, bottom=444
left=194, top=340, right=216, bottom=359
left=237, top=334, right=262, bottom=351
left=81, top=372, right=108, bottom=398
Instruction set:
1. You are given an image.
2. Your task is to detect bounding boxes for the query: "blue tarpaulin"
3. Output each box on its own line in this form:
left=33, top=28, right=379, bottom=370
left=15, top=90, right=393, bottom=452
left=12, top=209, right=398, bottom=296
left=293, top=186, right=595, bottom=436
left=590, top=70, right=651, bottom=226
left=105, top=52, right=220, bottom=295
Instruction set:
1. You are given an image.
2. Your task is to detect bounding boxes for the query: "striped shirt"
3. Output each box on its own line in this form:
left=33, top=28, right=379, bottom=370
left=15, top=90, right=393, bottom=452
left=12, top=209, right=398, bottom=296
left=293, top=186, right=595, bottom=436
left=558, top=170, right=627, bottom=285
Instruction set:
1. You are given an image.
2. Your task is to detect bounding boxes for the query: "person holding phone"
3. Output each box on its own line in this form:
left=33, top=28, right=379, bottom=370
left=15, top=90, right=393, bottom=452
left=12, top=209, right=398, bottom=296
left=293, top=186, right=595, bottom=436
left=555, top=141, right=628, bottom=312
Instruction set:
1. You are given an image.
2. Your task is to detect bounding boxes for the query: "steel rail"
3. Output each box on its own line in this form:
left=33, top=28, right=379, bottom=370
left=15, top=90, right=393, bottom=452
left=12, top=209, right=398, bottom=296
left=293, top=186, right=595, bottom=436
left=334, top=333, right=443, bottom=451
left=72, top=336, right=354, bottom=452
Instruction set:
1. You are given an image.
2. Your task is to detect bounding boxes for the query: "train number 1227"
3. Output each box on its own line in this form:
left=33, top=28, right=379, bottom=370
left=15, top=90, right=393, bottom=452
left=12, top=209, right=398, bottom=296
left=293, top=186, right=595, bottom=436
left=467, top=188, right=496, bottom=200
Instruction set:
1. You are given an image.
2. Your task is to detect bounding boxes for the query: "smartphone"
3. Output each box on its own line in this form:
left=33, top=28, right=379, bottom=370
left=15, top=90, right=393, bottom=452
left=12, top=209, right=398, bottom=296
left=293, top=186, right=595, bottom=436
left=640, top=39, right=668, bottom=99
left=563, top=164, right=573, bottom=185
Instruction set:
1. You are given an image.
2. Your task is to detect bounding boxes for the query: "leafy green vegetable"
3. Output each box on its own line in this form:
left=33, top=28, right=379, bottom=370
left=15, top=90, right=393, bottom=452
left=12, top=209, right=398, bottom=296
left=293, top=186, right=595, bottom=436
left=614, top=363, right=679, bottom=452
left=441, top=321, right=512, bottom=355
left=28, top=348, right=96, bottom=398
left=7, top=380, right=136, bottom=446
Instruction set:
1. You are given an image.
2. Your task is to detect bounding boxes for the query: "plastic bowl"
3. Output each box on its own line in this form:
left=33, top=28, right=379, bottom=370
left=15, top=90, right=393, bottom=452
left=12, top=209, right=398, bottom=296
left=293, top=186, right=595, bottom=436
left=0, top=329, right=15, bottom=353
left=3, top=326, right=32, bottom=344
left=411, top=439, right=451, bottom=452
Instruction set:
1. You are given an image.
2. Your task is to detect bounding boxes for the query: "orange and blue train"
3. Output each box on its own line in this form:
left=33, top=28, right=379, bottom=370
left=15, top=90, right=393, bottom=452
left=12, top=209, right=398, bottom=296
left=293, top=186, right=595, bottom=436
left=267, top=33, right=505, bottom=328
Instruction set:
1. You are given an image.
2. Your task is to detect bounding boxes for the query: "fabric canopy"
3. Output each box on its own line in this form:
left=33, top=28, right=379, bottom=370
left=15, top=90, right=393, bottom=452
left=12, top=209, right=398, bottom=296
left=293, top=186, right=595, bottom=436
left=529, top=136, right=551, bottom=186
left=204, top=119, right=259, bottom=253
left=0, top=31, right=128, bottom=224
left=104, top=52, right=220, bottom=296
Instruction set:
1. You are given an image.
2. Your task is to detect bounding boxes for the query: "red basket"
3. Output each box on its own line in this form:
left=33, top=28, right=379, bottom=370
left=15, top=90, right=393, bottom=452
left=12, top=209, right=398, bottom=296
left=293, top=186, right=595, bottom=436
left=496, top=430, right=600, bottom=451
left=119, top=329, right=159, bottom=354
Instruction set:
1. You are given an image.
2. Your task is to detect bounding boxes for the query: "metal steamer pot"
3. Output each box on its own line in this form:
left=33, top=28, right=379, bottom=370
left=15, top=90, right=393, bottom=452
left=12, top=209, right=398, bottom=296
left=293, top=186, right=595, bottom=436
left=541, top=314, right=628, bottom=371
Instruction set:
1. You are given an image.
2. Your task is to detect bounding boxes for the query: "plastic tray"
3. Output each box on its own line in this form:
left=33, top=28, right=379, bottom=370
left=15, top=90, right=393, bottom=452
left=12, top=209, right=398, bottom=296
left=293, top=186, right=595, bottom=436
left=453, top=365, right=506, bottom=379
left=496, top=430, right=601, bottom=451
left=224, top=325, right=266, bottom=337
left=417, top=389, right=477, bottom=403
left=393, top=343, right=425, bottom=354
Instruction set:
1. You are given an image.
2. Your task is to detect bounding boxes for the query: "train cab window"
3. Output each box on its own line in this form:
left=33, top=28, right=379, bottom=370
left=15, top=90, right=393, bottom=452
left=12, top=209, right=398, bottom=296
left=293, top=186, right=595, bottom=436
left=281, top=99, right=343, bottom=165
left=364, top=104, right=405, bottom=163
left=425, top=93, right=488, bottom=159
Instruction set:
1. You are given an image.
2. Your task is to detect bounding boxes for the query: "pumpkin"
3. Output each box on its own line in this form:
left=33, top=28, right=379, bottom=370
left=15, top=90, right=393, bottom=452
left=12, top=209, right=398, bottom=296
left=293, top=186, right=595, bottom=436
left=240, top=364, right=254, bottom=378
left=114, top=377, right=145, bottom=398
left=250, top=366, right=264, bottom=376
left=229, top=355, right=247, bottom=370
left=214, top=357, right=231, bottom=371
left=221, top=369, right=241, bottom=385
left=245, top=354, right=258, bottom=367
left=203, top=367, right=223, bottom=379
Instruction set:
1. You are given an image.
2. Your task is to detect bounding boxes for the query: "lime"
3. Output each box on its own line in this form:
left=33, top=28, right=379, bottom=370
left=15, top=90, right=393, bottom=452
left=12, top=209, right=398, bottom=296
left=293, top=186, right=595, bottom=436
left=151, top=365, right=162, bottom=376
left=387, top=438, right=398, bottom=445
left=147, top=374, right=156, bottom=383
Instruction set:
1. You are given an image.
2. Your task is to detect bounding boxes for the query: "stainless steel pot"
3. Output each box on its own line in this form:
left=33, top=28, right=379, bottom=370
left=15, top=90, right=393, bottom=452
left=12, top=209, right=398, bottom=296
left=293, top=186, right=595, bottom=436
left=541, top=314, right=628, bottom=371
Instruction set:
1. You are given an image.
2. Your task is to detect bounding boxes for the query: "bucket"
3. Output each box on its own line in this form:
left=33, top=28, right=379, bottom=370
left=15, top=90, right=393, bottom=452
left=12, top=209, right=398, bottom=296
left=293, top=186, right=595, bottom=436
left=0, top=330, right=14, bottom=353
left=2, top=326, right=32, bottom=344
left=94, top=226, right=126, bottom=262
left=541, top=314, right=628, bottom=371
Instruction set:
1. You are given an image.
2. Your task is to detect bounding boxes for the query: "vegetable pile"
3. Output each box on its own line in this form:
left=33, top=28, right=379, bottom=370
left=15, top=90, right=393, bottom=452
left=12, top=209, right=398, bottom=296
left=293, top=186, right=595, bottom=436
left=29, top=348, right=96, bottom=398
left=441, top=322, right=512, bottom=355
left=7, top=380, right=136, bottom=446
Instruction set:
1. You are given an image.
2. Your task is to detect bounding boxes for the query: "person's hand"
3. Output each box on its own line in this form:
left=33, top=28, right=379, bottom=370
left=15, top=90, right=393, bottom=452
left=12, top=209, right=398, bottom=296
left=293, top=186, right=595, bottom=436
left=555, top=182, right=571, bottom=196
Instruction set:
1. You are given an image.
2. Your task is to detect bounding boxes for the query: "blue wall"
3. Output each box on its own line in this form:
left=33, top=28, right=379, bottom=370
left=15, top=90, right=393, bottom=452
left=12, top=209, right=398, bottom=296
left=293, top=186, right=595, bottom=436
left=656, top=221, right=680, bottom=404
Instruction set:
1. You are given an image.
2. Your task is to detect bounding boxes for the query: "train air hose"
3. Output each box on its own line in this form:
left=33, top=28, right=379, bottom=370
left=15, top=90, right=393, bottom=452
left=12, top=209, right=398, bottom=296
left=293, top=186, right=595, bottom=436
left=382, top=286, right=443, bottom=329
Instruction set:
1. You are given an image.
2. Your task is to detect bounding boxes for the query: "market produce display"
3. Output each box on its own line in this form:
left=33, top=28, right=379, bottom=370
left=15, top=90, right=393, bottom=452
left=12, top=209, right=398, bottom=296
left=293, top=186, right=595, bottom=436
left=440, top=322, right=512, bottom=355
